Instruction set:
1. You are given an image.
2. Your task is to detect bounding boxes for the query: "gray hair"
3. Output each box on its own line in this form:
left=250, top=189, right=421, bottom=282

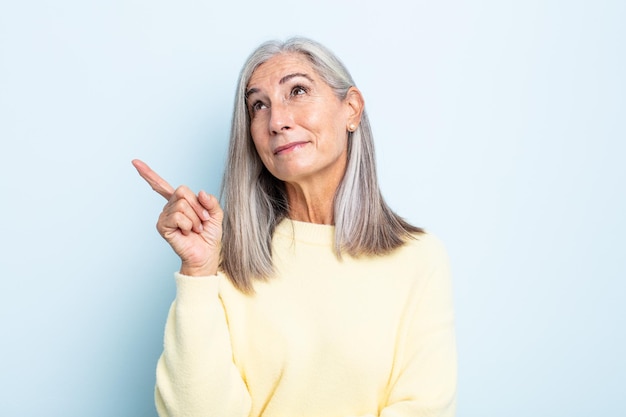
left=220, top=37, right=422, bottom=293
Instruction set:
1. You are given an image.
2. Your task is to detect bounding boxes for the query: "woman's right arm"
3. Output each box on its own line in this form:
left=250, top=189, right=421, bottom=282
left=132, top=160, right=251, bottom=417
left=155, top=273, right=251, bottom=417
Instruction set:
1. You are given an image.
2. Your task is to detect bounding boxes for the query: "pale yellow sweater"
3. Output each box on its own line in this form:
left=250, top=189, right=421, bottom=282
left=156, top=219, right=457, bottom=417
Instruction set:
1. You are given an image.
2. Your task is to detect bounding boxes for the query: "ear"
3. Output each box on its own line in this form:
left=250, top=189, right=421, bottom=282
left=344, top=86, right=364, bottom=129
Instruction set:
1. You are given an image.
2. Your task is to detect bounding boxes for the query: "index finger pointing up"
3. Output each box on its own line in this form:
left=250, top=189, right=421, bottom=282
left=132, top=159, right=175, bottom=200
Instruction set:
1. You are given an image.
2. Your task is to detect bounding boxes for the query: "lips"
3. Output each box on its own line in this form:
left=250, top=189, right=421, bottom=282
left=273, top=141, right=309, bottom=155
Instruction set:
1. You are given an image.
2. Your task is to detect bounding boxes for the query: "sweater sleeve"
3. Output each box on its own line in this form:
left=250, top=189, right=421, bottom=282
left=383, top=238, right=457, bottom=417
left=353, top=237, right=457, bottom=417
left=155, top=273, right=252, bottom=417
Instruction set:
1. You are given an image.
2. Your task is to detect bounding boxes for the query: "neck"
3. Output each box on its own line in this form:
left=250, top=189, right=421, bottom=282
left=285, top=180, right=337, bottom=225
left=282, top=150, right=348, bottom=225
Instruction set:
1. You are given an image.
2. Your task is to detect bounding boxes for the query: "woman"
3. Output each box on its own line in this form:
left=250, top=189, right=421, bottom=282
left=133, top=37, right=456, bottom=417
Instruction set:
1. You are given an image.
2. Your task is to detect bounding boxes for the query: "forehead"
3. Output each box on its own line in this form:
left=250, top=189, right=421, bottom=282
left=247, top=53, right=318, bottom=88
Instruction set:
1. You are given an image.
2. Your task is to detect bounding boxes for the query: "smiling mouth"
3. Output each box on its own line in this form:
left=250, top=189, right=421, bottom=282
left=273, top=141, right=309, bottom=155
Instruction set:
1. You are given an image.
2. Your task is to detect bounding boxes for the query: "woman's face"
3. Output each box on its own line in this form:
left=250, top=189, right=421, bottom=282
left=246, top=53, right=361, bottom=187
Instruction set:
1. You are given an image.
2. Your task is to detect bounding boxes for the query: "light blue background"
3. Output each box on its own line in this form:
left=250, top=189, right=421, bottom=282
left=1, top=1, right=624, bottom=416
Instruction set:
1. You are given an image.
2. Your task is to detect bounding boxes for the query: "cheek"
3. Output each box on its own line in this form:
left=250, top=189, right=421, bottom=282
left=326, top=111, right=349, bottom=148
left=249, top=124, right=268, bottom=153
left=319, top=104, right=347, bottom=136
left=249, top=119, right=261, bottom=141
left=251, top=138, right=269, bottom=165
left=249, top=135, right=275, bottom=172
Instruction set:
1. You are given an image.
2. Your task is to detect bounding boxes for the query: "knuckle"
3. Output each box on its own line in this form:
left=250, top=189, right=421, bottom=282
left=172, top=199, right=188, bottom=211
left=174, top=185, right=190, bottom=197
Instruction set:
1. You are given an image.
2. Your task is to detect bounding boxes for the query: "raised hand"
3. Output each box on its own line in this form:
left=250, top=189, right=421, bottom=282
left=132, top=159, right=223, bottom=276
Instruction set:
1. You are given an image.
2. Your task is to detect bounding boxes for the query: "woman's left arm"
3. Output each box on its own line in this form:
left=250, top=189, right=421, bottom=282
left=352, top=238, right=457, bottom=417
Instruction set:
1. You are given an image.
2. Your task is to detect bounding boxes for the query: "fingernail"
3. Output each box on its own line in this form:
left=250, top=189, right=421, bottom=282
left=198, top=224, right=203, bottom=232
left=203, top=210, right=210, bottom=220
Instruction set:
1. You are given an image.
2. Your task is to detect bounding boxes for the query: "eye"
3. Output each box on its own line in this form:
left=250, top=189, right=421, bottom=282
left=251, top=100, right=267, bottom=112
left=291, top=85, right=308, bottom=96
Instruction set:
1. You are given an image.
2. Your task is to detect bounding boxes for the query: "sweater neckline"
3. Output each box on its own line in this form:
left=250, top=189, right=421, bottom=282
left=274, top=218, right=335, bottom=246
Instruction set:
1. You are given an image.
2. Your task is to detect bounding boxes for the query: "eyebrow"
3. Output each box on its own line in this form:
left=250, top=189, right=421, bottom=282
left=279, top=72, right=314, bottom=85
left=245, top=73, right=314, bottom=98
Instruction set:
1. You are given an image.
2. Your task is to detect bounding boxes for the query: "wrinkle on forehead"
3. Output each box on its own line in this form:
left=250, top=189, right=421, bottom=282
left=246, top=53, right=317, bottom=91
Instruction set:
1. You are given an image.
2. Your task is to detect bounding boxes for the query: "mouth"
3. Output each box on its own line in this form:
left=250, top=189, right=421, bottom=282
left=273, top=141, right=309, bottom=155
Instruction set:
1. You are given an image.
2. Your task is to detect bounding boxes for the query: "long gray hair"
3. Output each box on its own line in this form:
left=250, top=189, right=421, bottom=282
left=220, top=37, right=422, bottom=293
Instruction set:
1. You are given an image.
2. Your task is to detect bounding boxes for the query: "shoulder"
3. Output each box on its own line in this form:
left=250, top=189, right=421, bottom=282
left=400, top=231, right=450, bottom=267
left=410, top=230, right=446, bottom=249
left=389, top=231, right=452, bottom=294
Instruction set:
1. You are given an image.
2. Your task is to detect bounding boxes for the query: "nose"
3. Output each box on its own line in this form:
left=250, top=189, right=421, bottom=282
left=269, top=101, right=293, bottom=135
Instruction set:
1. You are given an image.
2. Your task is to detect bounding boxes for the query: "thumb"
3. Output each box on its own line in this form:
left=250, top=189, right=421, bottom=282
left=198, top=191, right=223, bottom=222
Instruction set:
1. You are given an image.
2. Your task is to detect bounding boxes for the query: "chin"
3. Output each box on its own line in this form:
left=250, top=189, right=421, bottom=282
left=272, top=169, right=313, bottom=184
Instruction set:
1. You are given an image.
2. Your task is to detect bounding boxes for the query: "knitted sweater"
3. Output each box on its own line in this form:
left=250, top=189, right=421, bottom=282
left=155, top=219, right=457, bottom=417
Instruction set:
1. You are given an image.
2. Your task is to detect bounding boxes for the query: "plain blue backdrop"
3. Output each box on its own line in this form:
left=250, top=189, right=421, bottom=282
left=1, top=0, right=624, bottom=416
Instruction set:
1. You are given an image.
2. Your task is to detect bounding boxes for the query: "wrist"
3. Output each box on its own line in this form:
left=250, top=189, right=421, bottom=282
left=179, top=260, right=219, bottom=277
